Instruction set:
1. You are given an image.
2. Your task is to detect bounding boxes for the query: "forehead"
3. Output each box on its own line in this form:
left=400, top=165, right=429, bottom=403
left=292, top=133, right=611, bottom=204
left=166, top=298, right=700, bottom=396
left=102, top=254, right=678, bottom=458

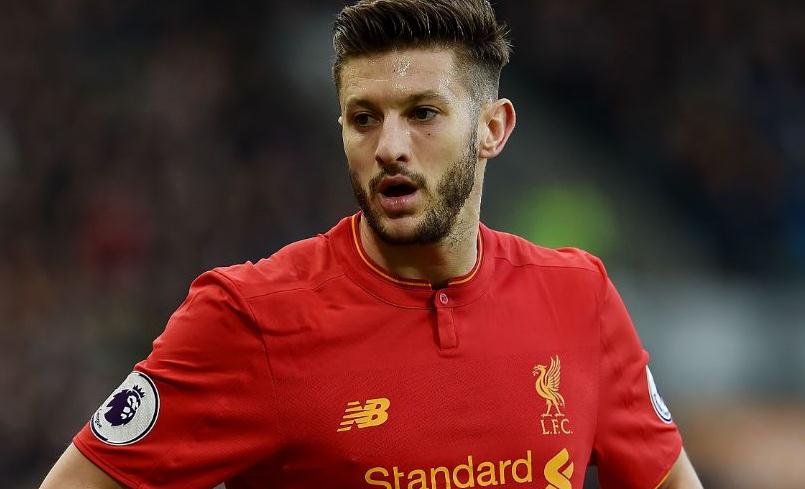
left=339, top=48, right=468, bottom=106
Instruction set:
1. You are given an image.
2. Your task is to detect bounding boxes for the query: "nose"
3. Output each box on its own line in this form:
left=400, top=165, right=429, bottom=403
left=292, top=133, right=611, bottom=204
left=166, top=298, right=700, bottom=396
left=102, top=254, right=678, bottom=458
left=374, top=116, right=410, bottom=167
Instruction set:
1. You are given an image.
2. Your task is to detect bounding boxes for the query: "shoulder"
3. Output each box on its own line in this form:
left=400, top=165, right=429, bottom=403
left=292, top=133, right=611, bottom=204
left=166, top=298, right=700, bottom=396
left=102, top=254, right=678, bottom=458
left=483, top=227, right=610, bottom=307
left=486, top=227, right=606, bottom=278
left=207, top=233, right=344, bottom=301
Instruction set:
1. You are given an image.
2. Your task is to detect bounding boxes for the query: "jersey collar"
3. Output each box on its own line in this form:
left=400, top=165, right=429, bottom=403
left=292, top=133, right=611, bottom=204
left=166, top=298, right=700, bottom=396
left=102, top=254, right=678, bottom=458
left=329, top=213, right=495, bottom=309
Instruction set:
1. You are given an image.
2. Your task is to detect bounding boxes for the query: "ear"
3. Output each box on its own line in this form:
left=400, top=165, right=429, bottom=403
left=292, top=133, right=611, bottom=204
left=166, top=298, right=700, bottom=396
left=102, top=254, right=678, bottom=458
left=338, top=115, right=343, bottom=126
left=478, top=98, right=516, bottom=160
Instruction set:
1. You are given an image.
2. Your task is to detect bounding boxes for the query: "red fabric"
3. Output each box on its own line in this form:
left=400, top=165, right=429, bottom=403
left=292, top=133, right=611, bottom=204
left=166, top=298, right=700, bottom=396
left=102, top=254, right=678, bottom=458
left=74, top=214, right=681, bottom=488
left=75, top=270, right=281, bottom=488
left=591, top=278, right=682, bottom=489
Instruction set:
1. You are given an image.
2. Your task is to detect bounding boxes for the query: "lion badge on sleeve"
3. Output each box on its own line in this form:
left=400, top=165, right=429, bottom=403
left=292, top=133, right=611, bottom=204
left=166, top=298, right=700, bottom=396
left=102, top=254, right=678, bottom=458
left=91, top=371, right=160, bottom=445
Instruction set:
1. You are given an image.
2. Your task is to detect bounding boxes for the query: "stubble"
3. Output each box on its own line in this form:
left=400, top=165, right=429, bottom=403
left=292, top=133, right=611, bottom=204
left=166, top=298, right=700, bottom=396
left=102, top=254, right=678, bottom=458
left=350, top=128, right=478, bottom=246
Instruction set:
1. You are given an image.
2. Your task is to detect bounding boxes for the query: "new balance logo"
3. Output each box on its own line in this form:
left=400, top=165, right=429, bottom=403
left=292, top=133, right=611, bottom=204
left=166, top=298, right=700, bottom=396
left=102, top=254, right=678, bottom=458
left=337, top=398, right=390, bottom=432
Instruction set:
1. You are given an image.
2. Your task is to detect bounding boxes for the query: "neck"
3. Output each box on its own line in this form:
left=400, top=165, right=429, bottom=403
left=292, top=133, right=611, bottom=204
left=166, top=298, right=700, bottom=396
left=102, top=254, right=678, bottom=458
left=359, top=175, right=484, bottom=289
left=359, top=216, right=479, bottom=289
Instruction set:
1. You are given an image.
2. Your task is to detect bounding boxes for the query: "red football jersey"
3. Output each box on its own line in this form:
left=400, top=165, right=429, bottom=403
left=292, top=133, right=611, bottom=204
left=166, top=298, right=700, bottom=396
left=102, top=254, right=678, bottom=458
left=74, top=213, right=681, bottom=489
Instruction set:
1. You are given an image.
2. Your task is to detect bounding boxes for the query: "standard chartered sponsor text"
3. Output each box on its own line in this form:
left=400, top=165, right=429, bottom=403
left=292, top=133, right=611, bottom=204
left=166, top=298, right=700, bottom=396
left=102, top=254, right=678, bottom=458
left=365, top=450, right=533, bottom=488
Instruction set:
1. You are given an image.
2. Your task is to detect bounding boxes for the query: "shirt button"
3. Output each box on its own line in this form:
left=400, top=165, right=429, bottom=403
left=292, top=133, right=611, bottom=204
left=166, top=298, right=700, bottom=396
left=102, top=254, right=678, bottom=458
left=439, top=292, right=449, bottom=304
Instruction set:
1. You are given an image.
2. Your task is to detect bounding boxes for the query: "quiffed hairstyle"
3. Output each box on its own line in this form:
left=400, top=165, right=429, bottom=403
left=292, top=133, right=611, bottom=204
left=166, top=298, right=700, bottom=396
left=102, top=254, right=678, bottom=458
left=332, top=0, right=511, bottom=102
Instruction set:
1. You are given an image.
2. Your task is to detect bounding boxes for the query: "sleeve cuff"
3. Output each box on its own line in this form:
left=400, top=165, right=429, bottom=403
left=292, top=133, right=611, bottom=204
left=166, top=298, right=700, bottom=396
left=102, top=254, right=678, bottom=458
left=650, top=440, right=682, bottom=489
left=72, top=434, right=143, bottom=489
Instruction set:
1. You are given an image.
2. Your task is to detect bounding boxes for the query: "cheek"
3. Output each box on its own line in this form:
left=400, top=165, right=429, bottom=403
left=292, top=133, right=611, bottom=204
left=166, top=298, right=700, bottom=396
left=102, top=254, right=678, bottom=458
left=344, top=135, right=376, bottom=176
left=413, top=130, right=465, bottom=166
left=345, top=154, right=373, bottom=195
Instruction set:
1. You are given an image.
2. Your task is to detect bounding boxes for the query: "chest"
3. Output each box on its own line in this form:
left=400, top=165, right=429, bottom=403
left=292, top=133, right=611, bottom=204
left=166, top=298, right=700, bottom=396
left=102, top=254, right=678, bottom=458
left=246, top=292, right=600, bottom=488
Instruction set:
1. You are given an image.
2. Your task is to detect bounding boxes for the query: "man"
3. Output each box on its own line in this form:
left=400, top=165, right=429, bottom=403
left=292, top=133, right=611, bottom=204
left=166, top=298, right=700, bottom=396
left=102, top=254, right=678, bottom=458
left=42, top=1, right=702, bottom=488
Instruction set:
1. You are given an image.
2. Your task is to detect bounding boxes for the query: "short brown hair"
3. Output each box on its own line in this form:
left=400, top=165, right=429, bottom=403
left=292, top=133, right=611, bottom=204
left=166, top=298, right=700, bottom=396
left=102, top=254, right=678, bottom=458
left=332, top=0, right=511, bottom=102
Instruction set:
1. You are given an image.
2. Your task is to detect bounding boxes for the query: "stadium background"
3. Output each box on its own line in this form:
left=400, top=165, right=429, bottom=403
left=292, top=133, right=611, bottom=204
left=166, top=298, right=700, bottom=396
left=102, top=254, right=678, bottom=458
left=2, top=1, right=804, bottom=487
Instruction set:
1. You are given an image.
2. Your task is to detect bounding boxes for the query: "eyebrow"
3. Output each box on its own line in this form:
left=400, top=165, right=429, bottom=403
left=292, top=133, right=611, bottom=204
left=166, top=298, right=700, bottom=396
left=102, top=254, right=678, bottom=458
left=344, top=90, right=451, bottom=111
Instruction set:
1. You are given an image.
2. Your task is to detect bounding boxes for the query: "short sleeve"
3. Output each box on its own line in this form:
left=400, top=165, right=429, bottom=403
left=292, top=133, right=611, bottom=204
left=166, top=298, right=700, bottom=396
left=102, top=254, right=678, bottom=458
left=73, top=270, right=281, bottom=488
left=592, top=277, right=682, bottom=489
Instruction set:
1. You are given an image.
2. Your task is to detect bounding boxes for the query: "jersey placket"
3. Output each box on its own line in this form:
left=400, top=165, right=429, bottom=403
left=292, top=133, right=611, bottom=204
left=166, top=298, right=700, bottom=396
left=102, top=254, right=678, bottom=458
left=433, top=290, right=458, bottom=349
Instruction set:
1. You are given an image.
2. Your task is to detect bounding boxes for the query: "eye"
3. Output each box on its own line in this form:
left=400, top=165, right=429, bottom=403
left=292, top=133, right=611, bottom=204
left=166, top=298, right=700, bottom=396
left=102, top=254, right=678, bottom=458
left=411, top=107, right=438, bottom=122
left=353, top=112, right=378, bottom=127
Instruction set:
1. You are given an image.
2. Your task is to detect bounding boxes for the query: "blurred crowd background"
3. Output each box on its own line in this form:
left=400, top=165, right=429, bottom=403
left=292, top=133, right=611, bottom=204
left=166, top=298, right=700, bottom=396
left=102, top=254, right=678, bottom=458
left=2, top=1, right=804, bottom=487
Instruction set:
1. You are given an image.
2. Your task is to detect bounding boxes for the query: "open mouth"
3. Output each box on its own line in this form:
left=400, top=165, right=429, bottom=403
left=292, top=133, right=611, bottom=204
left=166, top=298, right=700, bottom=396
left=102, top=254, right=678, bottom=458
left=381, top=182, right=418, bottom=197
left=377, top=176, right=419, bottom=198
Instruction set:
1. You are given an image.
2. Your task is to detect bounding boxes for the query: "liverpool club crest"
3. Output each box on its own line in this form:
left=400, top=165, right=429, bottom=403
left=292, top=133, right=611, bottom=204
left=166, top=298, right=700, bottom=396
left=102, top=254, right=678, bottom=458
left=532, top=356, right=572, bottom=435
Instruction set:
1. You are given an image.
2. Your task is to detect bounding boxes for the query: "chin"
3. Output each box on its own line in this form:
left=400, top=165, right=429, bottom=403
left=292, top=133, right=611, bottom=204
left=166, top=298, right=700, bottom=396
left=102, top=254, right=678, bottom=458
left=373, top=214, right=424, bottom=244
left=372, top=210, right=451, bottom=246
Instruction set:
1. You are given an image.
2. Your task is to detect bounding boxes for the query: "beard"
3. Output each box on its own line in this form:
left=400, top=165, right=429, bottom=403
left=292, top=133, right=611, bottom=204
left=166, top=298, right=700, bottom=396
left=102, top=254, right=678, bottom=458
left=350, top=128, right=478, bottom=245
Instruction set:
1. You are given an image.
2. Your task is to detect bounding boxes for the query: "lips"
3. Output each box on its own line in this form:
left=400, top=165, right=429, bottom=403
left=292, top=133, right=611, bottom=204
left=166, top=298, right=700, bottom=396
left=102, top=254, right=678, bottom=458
left=375, top=175, right=421, bottom=215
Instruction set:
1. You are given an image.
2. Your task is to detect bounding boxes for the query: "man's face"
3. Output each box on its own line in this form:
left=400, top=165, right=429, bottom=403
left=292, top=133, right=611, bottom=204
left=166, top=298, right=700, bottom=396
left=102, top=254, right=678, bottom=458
left=339, top=48, right=480, bottom=245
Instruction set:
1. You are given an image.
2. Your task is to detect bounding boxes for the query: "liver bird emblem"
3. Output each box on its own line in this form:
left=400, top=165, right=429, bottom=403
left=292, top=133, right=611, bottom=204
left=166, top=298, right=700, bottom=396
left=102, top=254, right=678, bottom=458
left=532, top=356, right=565, bottom=417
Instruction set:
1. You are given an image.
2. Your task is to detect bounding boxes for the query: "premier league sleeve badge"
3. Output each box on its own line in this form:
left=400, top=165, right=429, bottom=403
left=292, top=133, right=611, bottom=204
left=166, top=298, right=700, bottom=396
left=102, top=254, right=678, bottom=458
left=90, top=371, right=160, bottom=445
left=646, top=366, right=673, bottom=424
